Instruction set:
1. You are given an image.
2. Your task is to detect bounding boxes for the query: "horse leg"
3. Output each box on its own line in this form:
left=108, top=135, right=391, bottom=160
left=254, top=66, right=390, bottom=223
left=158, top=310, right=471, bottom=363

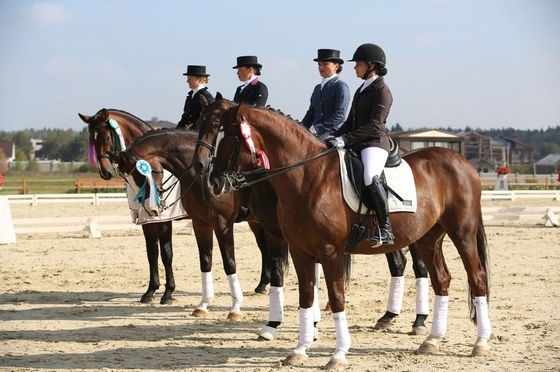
left=415, top=231, right=450, bottom=355
left=216, top=220, right=244, bottom=321
left=312, top=261, right=322, bottom=340
left=374, top=249, right=406, bottom=331
left=248, top=223, right=271, bottom=294
left=140, top=223, right=160, bottom=304
left=157, top=221, right=175, bottom=305
left=410, top=242, right=429, bottom=335
left=447, top=216, right=492, bottom=357
left=257, top=235, right=288, bottom=341
left=191, top=219, right=215, bottom=318
left=282, top=249, right=317, bottom=367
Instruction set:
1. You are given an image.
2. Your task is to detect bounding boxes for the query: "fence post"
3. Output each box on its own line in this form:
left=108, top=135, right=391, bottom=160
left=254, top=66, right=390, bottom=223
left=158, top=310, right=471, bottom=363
left=23, top=179, right=27, bottom=194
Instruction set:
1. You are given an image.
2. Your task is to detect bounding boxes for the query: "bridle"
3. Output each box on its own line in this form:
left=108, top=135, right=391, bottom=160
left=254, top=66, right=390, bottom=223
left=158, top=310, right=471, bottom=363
left=212, top=116, right=337, bottom=190
left=195, top=109, right=221, bottom=156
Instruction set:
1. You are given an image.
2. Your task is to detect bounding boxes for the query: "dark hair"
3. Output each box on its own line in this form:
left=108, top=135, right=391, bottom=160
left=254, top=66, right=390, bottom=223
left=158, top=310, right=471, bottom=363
left=254, top=67, right=262, bottom=76
left=336, top=65, right=343, bottom=74
left=377, top=66, right=388, bottom=76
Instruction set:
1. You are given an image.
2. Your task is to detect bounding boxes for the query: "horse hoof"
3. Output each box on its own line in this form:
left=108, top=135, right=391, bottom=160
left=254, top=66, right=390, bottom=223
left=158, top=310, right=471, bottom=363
left=410, top=325, right=428, bottom=335
left=140, top=295, right=155, bottom=304
left=254, top=285, right=267, bottom=294
left=471, top=345, right=490, bottom=357
left=191, top=308, right=208, bottom=318
left=416, top=340, right=439, bottom=355
left=160, top=297, right=173, bottom=305
left=325, top=358, right=349, bottom=371
left=258, top=326, right=277, bottom=341
left=373, top=320, right=391, bottom=330
left=227, top=311, right=243, bottom=321
left=282, top=353, right=308, bottom=366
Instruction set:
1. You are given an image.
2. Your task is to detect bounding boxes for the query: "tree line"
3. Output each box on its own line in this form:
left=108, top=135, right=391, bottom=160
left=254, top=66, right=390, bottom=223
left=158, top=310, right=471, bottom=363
left=1, top=125, right=560, bottom=163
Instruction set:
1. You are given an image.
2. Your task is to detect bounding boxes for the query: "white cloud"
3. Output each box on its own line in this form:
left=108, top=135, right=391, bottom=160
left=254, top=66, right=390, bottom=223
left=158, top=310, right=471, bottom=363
left=23, top=1, right=73, bottom=27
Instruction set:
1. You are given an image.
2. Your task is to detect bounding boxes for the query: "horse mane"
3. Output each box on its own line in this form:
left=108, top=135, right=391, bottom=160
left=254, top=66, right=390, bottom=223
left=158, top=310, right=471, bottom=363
left=106, top=108, right=155, bottom=130
left=128, top=128, right=195, bottom=148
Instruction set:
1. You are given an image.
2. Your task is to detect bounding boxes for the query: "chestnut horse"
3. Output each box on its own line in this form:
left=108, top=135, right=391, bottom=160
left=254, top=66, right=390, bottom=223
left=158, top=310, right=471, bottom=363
left=192, top=93, right=431, bottom=335
left=79, top=109, right=279, bottom=318
left=112, top=128, right=290, bottom=324
left=209, top=103, right=491, bottom=370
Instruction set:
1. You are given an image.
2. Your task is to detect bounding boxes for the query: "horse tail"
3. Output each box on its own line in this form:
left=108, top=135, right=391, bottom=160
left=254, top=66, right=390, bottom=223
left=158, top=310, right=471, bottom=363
left=344, top=252, right=352, bottom=289
left=470, top=213, right=490, bottom=324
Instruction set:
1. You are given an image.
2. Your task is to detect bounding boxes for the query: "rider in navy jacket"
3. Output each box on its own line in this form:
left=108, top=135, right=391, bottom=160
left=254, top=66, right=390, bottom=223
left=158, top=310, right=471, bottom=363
left=232, top=56, right=268, bottom=107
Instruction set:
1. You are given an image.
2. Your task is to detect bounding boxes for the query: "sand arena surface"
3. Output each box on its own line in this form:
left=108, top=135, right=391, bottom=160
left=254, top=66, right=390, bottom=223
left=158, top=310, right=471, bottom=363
left=1, top=198, right=559, bottom=371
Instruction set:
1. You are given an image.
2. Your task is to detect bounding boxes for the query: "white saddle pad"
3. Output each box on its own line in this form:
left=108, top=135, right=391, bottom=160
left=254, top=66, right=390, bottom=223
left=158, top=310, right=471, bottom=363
left=337, top=149, right=417, bottom=214
left=126, top=170, right=189, bottom=224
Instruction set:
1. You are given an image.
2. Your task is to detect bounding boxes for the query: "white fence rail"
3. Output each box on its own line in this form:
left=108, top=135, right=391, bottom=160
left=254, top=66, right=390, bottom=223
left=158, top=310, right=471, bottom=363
left=482, top=207, right=559, bottom=226
left=13, top=215, right=193, bottom=238
left=4, top=190, right=560, bottom=206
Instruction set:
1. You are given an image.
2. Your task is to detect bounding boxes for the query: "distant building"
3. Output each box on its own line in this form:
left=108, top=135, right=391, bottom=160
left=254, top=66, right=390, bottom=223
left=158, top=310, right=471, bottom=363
left=535, top=154, right=560, bottom=174
left=0, top=141, right=15, bottom=161
left=391, top=129, right=466, bottom=155
left=463, top=131, right=534, bottom=172
left=31, top=138, right=44, bottom=159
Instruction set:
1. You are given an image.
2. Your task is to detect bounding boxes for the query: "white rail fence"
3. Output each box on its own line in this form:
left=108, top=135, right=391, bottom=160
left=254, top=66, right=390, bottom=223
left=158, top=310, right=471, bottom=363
left=6, top=191, right=560, bottom=239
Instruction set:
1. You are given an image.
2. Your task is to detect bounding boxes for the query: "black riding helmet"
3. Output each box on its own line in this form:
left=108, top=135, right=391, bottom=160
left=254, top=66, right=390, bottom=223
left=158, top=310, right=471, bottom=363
left=349, top=43, right=387, bottom=79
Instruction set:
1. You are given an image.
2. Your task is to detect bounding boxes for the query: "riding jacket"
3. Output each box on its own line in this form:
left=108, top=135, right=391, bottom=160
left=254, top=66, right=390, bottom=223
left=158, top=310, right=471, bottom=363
left=334, top=76, right=392, bottom=152
left=233, top=78, right=268, bottom=107
left=301, top=76, right=350, bottom=138
left=177, top=87, right=215, bottom=130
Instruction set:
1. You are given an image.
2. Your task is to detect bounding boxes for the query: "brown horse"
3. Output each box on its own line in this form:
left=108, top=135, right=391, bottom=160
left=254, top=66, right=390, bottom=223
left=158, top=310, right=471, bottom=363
left=111, top=128, right=290, bottom=323
left=193, top=93, right=431, bottom=335
left=209, top=103, right=491, bottom=370
left=79, top=109, right=177, bottom=305
left=78, top=109, right=279, bottom=318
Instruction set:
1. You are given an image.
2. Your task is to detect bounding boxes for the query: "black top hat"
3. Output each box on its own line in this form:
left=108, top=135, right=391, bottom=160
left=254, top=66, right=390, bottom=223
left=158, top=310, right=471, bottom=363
left=313, top=49, right=344, bottom=64
left=232, top=56, right=262, bottom=69
left=182, top=65, right=210, bottom=76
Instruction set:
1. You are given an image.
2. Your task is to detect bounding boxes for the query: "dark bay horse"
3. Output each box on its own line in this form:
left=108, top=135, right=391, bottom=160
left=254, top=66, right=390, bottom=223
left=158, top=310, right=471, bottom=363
left=79, top=109, right=276, bottom=316
left=112, top=128, right=289, bottom=322
left=209, top=103, right=491, bottom=370
left=79, top=109, right=177, bottom=305
left=192, top=93, right=430, bottom=335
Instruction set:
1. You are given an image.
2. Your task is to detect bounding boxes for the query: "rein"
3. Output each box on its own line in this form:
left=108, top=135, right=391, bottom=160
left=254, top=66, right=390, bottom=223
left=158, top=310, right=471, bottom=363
left=214, top=118, right=338, bottom=190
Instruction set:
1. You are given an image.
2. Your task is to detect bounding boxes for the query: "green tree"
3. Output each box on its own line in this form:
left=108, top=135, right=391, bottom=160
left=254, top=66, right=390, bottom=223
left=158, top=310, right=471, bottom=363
left=12, top=131, right=33, bottom=159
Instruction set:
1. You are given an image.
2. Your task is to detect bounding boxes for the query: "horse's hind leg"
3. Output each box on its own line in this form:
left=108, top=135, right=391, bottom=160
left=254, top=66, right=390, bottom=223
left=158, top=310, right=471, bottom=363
left=140, top=223, right=162, bottom=304
left=374, top=249, right=407, bottom=331
left=248, top=223, right=271, bottom=294
left=157, top=221, right=175, bottom=305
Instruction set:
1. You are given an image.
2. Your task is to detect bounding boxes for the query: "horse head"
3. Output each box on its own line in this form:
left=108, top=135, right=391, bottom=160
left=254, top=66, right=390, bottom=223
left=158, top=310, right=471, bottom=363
left=193, top=92, right=236, bottom=176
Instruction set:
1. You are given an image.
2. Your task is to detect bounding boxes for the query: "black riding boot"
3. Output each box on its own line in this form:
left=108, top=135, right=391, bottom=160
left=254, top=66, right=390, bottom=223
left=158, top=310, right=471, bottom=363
left=367, top=176, right=395, bottom=247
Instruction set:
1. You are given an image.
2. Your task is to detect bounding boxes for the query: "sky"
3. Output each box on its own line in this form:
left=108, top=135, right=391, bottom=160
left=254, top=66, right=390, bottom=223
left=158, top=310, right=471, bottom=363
left=0, top=0, right=559, bottom=132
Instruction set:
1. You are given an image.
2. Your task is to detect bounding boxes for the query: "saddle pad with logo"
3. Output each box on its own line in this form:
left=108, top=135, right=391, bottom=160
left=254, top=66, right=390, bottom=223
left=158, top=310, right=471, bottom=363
left=126, top=170, right=189, bottom=224
left=337, top=149, right=417, bottom=214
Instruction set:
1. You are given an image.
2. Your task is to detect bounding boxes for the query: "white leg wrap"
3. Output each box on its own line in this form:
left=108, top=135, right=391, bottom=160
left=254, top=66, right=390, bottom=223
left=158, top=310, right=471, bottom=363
left=431, top=295, right=449, bottom=338
left=312, top=280, right=321, bottom=323
left=196, top=271, right=214, bottom=310
left=268, top=286, right=284, bottom=322
left=333, top=311, right=351, bottom=353
left=227, top=273, right=243, bottom=312
left=387, top=276, right=405, bottom=314
left=474, top=296, right=492, bottom=339
left=298, top=307, right=315, bottom=348
left=416, top=277, right=430, bottom=315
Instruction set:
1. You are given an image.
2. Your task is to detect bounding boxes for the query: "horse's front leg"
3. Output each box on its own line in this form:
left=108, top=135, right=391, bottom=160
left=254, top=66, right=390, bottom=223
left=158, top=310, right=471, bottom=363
left=215, top=219, right=243, bottom=321
left=282, top=250, right=316, bottom=367
left=140, top=223, right=161, bottom=304
left=410, top=242, right=429, bottom=335
left=374, top=249, right=407, bottom=330
left=257, top=233, right=288, bottom=341
left=157, top=221, right=175, bottom=305
left=191, top=219, right=215, bottom=318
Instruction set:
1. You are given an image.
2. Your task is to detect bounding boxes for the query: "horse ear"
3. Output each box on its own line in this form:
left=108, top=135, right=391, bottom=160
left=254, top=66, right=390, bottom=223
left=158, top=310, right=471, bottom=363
left=216, top=92, right=223, bottom=100
left=237, top=102, right=246, bottom=119
left=78, top=113, right=91, bottom=124
left=99, top=108, right=109, bottom=122
left=199, top=94, right=208, bottom=106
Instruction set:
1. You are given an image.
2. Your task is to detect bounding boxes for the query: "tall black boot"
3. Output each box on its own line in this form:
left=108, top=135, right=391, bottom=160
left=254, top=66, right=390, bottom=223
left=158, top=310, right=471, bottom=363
left=366, top=176, right=395, bottom=247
